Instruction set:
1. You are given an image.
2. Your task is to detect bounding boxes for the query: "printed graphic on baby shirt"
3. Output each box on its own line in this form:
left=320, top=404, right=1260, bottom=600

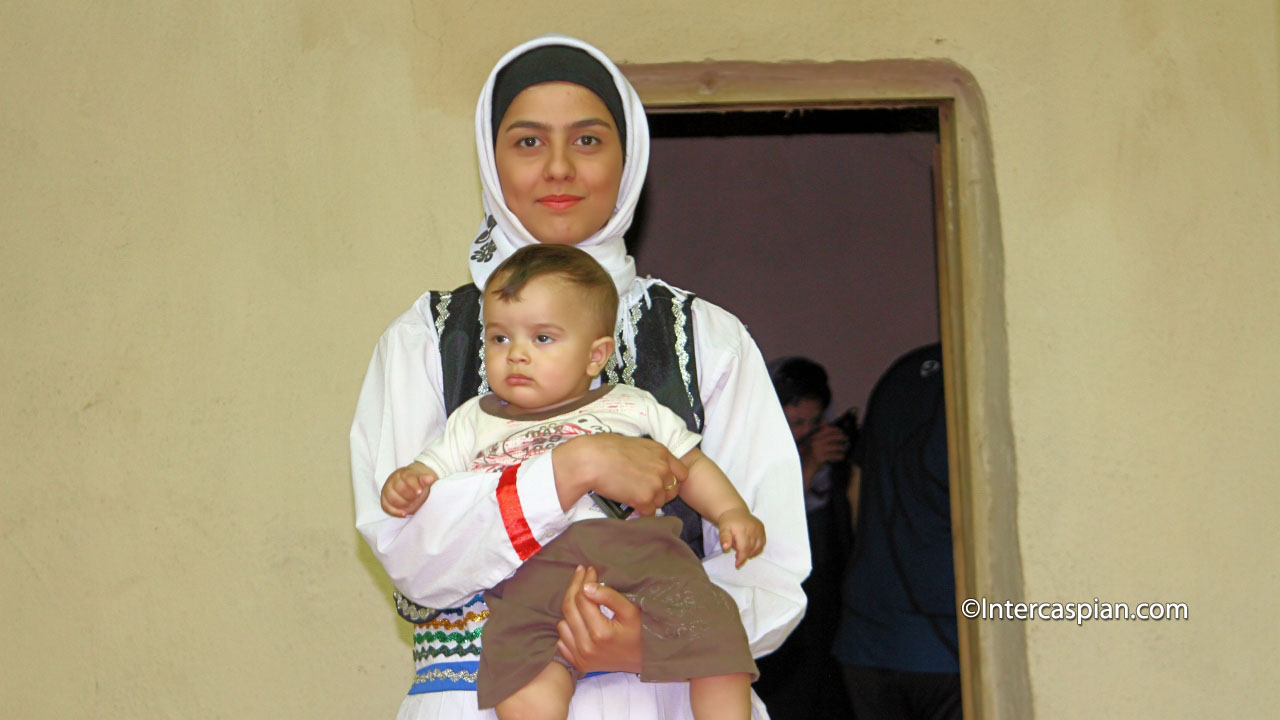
left=470, top=414, right=612, bottom=471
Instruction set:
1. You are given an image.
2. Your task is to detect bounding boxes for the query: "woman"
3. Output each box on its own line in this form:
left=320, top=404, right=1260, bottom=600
left=351, top=34, right=808, bottom=719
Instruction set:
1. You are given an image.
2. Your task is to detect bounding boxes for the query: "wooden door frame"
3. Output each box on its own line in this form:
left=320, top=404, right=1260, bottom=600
left=622, top=59, right=1032, bottom=720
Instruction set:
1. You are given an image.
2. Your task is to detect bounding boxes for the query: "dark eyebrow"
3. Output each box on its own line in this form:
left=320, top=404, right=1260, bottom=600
left=501, top=118, right=613, bottom=134
left=570, top=118, right=612, bottom=131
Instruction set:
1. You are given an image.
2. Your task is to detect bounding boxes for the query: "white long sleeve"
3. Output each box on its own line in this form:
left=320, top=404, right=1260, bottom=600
left=683, top=296, right=810, bottom=656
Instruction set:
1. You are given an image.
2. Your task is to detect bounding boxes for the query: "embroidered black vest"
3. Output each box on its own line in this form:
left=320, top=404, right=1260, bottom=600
left=428, top=281, right=707, bottom=557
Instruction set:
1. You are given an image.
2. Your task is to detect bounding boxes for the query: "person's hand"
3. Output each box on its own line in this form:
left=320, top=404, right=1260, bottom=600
left=552, top=434, right=687, bottom=515
left=380, top=462, right=437, bottom=517
left=799, top=424, right=848, bottom=487
left=555, top=566, right=643, bottom=674
left=716, top=508, right=767, bottom=568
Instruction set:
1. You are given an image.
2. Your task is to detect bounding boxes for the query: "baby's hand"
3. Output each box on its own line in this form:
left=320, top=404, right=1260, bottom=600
left=716, top=508, right=766, bottom=568
left=381, top=462, right=437, bottom=518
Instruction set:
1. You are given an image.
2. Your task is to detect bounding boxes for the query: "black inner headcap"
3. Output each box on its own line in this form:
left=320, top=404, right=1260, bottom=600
left=491, top=46, right=626, bottom=144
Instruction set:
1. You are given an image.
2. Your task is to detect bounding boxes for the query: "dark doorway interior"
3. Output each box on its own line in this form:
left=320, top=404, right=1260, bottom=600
left=630, top=107, right=941, bottom=416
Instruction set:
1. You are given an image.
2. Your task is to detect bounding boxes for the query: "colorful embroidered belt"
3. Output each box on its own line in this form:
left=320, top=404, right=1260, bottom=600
left=406, top=594, right=487, bottom=695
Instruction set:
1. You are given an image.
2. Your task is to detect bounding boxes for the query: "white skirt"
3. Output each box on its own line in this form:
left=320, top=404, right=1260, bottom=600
left=397, top=672, right=771, bottom=719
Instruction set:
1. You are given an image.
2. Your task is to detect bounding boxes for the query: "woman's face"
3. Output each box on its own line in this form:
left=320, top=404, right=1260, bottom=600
left=494, top=82, right=624, bottom=246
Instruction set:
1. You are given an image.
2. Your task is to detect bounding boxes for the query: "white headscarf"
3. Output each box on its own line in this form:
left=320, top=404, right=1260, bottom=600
left=469, top=34, right=649, bottom=297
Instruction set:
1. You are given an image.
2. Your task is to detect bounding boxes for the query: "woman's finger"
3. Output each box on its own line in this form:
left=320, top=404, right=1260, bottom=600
left=663, top=454, right=687, bottom=503
left=574, top=567, right=624, bottom=647
left=560, top=565, right=586, bottom=616
left=559, top=566, right=595, bottom=659
left=574, top=567, right=610, bottom=642
left=582, top=570, right=640, bottom=624
left=555, top=636, right=580, bottom=669
left=666, top=452, right=689, bottom=483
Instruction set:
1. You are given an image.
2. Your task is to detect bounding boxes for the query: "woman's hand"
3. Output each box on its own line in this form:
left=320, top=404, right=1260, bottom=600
left=551, top=434, right=687, bottom=515
left=555, top=566, right=643, bottom=674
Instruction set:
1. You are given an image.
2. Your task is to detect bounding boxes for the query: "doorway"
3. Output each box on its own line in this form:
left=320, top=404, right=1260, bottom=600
left=632, top=106, right=940, bottom=419
left=622, top=60, right=1031, bottom=720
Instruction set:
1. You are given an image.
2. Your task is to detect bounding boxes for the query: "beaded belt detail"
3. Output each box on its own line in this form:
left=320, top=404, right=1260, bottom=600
left=405, top=594, right=487, bottom=695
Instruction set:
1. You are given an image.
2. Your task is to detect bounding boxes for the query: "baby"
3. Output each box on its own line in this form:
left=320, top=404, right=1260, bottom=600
left=382, top=244, right=765, bottom=720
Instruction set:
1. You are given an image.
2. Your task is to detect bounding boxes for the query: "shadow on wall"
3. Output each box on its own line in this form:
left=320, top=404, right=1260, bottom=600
left=354, top=530, right=417, bottom=648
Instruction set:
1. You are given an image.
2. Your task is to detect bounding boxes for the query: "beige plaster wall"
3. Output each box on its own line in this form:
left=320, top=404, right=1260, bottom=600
left=2, top=1, right=1276, bottom=717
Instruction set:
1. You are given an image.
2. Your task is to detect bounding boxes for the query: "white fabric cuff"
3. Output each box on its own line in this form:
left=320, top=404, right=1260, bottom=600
left=516, top=452, right=573, bottom=546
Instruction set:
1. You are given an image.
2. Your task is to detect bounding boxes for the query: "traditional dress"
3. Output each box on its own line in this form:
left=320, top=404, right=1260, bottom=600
left=350, top=33, right=809, bottom=720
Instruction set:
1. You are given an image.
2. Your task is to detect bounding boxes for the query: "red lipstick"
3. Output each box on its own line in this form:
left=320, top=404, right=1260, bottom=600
left=537, top=194, right=582, bottom=211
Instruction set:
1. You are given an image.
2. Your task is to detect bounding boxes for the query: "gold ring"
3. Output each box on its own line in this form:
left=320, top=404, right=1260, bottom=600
left=664, top=479, right=678, bottom=491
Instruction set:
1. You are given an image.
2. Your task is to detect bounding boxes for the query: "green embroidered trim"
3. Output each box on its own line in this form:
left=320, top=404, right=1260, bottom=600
left=414, top=628, right=484, bottom=645
left=413, top=644, right=482, bottom=661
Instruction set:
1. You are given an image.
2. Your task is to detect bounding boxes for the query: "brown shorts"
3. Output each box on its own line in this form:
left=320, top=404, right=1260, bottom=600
left=476, top=516, right=758, bottom=709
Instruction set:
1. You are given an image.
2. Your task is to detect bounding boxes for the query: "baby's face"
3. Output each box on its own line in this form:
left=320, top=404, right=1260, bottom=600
left=483, top=274, right=606, bottom=413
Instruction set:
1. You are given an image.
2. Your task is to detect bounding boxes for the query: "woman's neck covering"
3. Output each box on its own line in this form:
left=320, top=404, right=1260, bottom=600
left=491, top=46, right=626, bottom=145
left=470, top=34, right=649, bottom=297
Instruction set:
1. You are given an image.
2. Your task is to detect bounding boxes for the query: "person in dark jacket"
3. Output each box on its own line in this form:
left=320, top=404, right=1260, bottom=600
left=834, top=343, right=960, bottom=720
